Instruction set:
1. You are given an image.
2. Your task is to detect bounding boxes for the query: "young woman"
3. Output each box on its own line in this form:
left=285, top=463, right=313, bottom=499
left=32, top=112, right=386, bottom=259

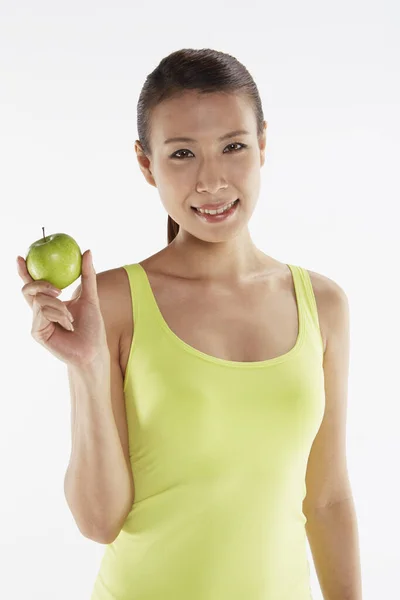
left=17, top=48, right=362, bottom=599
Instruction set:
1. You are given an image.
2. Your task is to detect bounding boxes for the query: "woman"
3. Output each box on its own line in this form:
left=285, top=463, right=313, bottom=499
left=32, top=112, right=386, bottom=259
left=17, top=48, right=362, bottom=599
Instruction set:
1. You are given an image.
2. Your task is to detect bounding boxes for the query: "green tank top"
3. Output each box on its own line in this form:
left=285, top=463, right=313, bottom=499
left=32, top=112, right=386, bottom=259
left=91, top=262, right=325, bottom=600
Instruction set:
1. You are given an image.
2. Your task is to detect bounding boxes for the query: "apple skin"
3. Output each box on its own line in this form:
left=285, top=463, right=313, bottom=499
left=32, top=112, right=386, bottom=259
left=26, top=233, right=82, bottom=290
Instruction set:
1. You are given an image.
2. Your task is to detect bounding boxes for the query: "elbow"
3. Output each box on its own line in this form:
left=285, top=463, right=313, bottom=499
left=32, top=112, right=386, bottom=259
left=98, top=510, right=130, bottom=544
left=83, top=528, right=117, bottom=545
left=64, top=476, right=134, bottom=545
left=75, top=508, right=130, bottom=545
left=74, top=517, right=120, bottom=544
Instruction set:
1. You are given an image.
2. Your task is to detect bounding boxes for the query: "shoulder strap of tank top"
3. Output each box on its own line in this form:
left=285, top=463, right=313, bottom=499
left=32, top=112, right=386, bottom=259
left=288, top=264, right=324, bottom=354
left=121, top=262, right=165, bottom=339
left=121, top=263, right=145, bottom=335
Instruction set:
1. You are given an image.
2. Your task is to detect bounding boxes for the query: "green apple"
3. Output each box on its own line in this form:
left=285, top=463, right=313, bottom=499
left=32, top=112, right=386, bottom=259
left=26, top=228, right=82, bottom=290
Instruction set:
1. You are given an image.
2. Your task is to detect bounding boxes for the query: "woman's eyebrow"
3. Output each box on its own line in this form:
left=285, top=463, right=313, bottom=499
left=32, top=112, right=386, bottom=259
left=163, top=129, right=251, bottom=145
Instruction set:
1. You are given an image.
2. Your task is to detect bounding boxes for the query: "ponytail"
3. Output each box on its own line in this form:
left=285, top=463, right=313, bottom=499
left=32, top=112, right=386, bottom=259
left=167, top=215, right=180, bottom=244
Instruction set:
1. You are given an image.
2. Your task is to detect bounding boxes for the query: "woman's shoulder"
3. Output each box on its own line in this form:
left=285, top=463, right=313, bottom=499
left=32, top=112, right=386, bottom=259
left=305, top=267, right=348, bottom=309
left=95, top=265, right=132, bottom=300
left=304, top=267, right=349, bottom=355
left=92, top=265, right=135, bottom=344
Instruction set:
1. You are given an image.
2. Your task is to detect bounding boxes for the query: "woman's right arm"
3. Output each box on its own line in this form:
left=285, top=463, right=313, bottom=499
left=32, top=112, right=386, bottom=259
left=64, top=273, right=135, bottom=544
left=17, top=252, right=134, bottom=545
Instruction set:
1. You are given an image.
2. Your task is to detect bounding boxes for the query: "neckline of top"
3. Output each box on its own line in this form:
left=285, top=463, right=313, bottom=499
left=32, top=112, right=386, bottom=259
left=134, top=262, right=305, bottom=369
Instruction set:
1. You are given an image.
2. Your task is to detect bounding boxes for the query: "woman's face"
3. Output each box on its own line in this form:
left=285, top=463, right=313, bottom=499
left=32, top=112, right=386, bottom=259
left=136, top=90, right=267, bottom=243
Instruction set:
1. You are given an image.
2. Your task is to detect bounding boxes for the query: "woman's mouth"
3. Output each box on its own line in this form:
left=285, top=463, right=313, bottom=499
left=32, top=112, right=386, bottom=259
left=191, top=199, right=240, bottom=223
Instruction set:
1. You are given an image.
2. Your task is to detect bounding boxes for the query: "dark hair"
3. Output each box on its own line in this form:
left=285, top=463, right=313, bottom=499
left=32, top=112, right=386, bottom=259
left=137, top=48, right=265, bottom=244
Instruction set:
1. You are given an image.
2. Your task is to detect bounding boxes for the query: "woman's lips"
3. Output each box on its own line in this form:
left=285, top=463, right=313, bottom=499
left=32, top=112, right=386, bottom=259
left=192, top=199, right=238, bottom=211
left=191, top=199, right=240, bottom=222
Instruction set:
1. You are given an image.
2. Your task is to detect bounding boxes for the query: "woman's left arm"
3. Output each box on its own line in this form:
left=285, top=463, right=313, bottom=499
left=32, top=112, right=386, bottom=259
left=303, top=276, right=363, bottom=600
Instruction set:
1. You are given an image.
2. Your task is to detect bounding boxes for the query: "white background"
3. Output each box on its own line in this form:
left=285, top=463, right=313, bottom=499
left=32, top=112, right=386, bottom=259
left=2, top=1, right=399, bottom=598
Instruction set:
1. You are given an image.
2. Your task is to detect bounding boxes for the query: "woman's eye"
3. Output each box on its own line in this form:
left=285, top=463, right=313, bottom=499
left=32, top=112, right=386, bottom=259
left=171, top=142, right=247, bottom=160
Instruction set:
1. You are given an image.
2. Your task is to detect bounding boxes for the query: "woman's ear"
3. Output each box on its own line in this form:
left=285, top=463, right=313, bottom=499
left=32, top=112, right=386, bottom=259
left=135, top=141, right=156, bottom=187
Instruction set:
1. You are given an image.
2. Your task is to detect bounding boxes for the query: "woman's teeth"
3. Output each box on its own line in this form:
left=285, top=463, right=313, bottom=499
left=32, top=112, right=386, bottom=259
left=195, top=199, right=238, bottom=215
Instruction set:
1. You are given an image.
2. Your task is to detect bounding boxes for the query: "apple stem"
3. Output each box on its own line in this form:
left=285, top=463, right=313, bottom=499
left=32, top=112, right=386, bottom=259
left=42, top=226, right=46, bottom=243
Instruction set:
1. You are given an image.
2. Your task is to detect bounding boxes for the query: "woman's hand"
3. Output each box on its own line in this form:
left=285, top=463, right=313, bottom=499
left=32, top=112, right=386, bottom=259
left=17, top=250, right=110, bottom=367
